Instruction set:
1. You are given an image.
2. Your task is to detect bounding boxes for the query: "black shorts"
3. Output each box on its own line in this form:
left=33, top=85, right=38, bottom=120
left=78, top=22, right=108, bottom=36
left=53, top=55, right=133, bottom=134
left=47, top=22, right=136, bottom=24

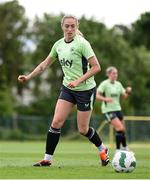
left=104, top=111, right=123, bottom=122
left=58, top=85, right=96, bottom=111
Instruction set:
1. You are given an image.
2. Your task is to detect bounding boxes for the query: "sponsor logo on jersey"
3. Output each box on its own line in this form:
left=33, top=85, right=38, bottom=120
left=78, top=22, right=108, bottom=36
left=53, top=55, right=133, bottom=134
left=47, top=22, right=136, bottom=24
left=111, top=93, right=118, bottom=97
left=60, top=58, right=73, bottom=68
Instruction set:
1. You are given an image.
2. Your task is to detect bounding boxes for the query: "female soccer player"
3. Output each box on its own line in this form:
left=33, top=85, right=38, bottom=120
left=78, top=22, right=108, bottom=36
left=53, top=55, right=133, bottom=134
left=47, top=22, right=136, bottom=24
left=96, top=66, right=132, bottom=151
left=18, top=15, right=109, bottom=166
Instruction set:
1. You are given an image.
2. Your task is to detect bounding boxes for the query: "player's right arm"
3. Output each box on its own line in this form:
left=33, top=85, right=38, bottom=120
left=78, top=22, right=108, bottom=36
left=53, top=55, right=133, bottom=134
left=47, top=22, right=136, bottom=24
left=96, top=90, right=113, bottom=102
left=96, top=81, right=113, bottom=103
left=18, top=56, right=54, bottom=83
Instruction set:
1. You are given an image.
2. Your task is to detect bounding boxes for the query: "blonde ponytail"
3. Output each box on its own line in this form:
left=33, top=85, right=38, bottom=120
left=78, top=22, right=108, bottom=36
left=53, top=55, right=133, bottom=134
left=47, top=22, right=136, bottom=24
left=76, top=29, right=83, bottom=36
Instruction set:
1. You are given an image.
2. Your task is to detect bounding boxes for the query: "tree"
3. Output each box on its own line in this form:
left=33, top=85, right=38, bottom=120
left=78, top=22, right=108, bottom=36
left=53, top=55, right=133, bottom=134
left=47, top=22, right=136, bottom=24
left=0, top=0, right=28, bottom=116
left=18, top=14, right=64, bottom=115
left=130, top=12, right=150, bottom=50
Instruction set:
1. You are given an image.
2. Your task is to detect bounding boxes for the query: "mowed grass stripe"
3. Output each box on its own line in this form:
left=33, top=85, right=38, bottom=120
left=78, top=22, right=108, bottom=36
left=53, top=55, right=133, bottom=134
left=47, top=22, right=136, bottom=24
left=0, top=141, right=150, bottom=179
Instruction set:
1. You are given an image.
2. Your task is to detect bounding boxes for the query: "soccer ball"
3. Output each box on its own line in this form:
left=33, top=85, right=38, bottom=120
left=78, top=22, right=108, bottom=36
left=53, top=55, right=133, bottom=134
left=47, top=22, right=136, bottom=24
left=112, top=150, right=136, bottom=173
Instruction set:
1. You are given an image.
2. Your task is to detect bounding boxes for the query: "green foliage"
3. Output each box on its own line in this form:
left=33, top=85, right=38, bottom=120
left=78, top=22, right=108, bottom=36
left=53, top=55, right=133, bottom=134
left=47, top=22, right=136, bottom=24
left=0, top=1, right=149, bottom=117
left=0, top=0, right=28, bottom=86
left=25, top=14, right=63, bottom=103
left=0, top=0, right=29, bottom=116
left=0, top=89, right=14, bottom=116
left=0, top=128, right=25, bottom=140
left=131, top=12, right=150, bottom=49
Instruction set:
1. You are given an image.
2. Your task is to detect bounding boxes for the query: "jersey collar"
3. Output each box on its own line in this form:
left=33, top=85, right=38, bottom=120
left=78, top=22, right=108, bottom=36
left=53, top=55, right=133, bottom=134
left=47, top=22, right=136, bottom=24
left=108, top=79, right=115, bottom=84
left=64, top=38, right=74, bottom=43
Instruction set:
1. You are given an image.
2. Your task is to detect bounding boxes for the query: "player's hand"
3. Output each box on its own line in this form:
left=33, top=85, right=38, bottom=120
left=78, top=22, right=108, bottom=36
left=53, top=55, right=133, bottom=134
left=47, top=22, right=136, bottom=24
left=126, top=86, right=132, bottom=94
left=18, top=75, right=30, bottom=83
left=105, top=97, right=113, bottom=103
left=67, top=80, right=80, bottom=88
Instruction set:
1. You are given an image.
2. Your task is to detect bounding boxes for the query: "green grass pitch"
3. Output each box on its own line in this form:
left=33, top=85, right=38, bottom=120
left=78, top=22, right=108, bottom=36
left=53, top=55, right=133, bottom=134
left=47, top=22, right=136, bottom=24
left=0, top=140, right=150, bottom=179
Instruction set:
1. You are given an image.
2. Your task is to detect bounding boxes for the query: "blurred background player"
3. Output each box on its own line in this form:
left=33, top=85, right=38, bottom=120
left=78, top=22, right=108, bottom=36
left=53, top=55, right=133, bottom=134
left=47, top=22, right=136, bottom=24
left=96, top=66, right=132, bottom=151
left=18, top=15, right=109, bottom=166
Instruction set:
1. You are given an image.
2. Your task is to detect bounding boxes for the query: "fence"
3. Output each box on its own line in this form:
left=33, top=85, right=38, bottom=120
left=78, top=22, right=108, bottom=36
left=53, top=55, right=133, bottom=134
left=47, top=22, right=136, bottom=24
left=97, top=116, right=150, bottom=147
left=0, top=115, right=150, bottom=142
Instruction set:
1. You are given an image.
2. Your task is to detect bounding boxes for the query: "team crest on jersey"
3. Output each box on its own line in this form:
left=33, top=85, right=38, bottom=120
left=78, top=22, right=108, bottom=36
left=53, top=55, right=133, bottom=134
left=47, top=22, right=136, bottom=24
left=70, top=47, right=75, bottom=53
left=57, top=48, right=61, bottom=52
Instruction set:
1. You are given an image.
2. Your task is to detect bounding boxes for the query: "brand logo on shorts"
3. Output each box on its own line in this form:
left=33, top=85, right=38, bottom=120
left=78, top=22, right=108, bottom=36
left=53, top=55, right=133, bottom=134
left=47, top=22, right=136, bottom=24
left=84, top=103, right=89, bottom=107
left=109, top=113, right=114, bottom=118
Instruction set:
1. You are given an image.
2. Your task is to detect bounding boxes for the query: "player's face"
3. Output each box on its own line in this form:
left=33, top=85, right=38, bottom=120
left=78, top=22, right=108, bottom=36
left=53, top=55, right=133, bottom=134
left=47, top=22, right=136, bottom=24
left=109, top=69, right=118, bottom=81
left=62, top=18, right=78, bottom=41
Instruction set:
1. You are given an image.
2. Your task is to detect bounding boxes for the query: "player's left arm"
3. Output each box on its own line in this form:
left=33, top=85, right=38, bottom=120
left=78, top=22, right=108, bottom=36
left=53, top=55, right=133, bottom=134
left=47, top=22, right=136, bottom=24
left=67, top=56, right=101, bottom=88
left=78, top=56, right=101, bottom=82
left=122, top=86, right=132, bottom=99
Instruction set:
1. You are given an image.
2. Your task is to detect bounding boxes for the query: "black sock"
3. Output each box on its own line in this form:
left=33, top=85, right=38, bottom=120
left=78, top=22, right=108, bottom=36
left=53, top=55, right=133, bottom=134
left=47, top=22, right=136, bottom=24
left=46, top=126, right=61, bottom=155
left=116, top=131, right=124, bottom=149
left=85, top=127, right=102, bottom=147
left=122, top=132, right=127, bottom=147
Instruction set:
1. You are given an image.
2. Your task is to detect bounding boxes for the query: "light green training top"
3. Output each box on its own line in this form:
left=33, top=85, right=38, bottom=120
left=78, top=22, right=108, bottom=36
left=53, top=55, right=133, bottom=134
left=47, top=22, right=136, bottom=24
left=49, top=35, right=96, bottom=91
left=97, top=79, right=125, bottom=113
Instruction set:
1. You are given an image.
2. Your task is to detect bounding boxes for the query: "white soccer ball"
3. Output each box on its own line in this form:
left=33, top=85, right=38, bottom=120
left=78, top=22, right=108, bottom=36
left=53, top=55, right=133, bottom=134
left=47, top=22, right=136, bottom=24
left=112, top=150, right=136, bottom=173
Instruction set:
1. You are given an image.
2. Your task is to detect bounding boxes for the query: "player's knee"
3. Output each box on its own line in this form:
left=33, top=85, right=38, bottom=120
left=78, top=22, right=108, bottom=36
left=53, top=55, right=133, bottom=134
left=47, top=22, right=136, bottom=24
left=78, top=127, right=88, bottom=135
left=51, top=118, right=63, bottom=129
left=115, top=125, right=125, bottom=132
left=118, top=127, right=125, bottom=132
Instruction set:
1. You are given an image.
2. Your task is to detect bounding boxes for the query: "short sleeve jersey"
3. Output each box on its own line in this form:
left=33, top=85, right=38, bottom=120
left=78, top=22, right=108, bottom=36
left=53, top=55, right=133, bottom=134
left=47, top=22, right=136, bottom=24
left=97, top=79, right=125, bottom=113
left=49, top=35, right=96, bottom=91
